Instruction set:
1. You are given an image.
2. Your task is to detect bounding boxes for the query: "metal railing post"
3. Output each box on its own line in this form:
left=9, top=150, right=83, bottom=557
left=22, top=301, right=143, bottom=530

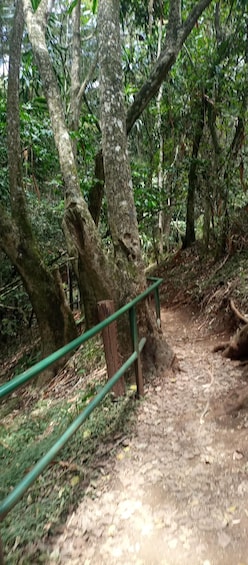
left=147, top=276, right=162, bottom=328
left=154, top=286, right=161, bottom=328
left=129, top=306, right=144, bottom=398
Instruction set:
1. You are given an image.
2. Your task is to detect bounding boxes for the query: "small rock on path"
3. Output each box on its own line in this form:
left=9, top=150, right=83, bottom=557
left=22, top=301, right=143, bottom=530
left=49, top=307, right=248, bottom=565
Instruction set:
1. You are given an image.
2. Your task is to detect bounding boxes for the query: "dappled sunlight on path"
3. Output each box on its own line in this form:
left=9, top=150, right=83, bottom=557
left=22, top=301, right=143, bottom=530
left=49, top=307, right=248, bottom=565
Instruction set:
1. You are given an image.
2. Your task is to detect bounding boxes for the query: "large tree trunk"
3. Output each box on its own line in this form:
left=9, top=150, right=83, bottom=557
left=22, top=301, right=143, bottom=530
left=98, top=0, right=174, bottom=372
left=98, top=0, right=143, bottom=304
left=21, top=0, right=213, bottom=373
left=0, top=0, right=77, bottom=372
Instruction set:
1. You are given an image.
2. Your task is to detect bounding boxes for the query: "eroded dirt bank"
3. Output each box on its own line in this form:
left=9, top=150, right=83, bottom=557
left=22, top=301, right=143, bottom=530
left=49, top=307, right=248, bottom=565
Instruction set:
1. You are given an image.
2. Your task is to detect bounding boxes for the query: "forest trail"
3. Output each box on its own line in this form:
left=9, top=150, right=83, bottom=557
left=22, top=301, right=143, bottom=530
left=48, top=306, right=248, bottom=565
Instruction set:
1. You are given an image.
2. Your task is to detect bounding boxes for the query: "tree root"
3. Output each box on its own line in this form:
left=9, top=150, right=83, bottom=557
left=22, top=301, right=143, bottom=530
left=213, top=300, right=248, bottom=360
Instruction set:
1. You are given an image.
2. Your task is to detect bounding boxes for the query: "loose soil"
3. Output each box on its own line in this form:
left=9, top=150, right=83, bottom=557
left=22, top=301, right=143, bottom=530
left=48, top=305, right=248, bottom=565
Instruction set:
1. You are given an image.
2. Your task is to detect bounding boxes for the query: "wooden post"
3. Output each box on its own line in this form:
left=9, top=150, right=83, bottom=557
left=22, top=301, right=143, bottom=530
left=97, top=300, right=125, bottom=397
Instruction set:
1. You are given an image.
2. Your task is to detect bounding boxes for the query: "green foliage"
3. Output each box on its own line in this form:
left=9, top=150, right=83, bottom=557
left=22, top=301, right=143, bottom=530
left=20, top=50, right=42, bottom=102
left=72, top=110, right=100, bottom=197
left=20, top=101, right=59, bottom=182
left=120, top=0, right=165, bottom=30
left=0, top=265, right=33, bottom=342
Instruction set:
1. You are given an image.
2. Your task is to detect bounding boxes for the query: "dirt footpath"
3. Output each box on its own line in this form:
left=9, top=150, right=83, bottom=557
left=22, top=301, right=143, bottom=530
left=49, top=307, right=248, bottom=565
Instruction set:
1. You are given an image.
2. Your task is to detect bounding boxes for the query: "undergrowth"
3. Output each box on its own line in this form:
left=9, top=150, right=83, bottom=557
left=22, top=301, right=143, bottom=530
left=0, top=337, right=138, bottom=564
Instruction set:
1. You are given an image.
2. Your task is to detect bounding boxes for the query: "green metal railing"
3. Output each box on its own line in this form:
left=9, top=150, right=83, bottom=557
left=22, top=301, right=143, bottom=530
left=0, top=277, right=163, bottom=526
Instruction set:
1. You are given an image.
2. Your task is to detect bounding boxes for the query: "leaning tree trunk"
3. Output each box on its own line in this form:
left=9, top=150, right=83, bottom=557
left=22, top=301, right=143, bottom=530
left=1, top=0, right=77, bottom=371
left=98, top=0, right=174, bottom=373
left=23, top=0, right=114, bottom=328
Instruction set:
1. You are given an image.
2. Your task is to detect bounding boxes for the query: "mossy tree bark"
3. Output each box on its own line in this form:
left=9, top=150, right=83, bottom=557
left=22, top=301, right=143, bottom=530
left=97, top=0, right=174, bottom=372
left=0, top=0, right=77, bottom=368
left=98, top=0, right=144, bottom=305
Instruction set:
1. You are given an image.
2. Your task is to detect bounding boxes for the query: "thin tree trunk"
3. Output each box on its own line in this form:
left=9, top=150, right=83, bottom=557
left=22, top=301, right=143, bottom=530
left=154, top=16, right=164, bottom=262
left=183, top=98, right=205, bottom=248
left=88, top=150, right=105, bottom=226
left=126, top=0, right=213, bottom=133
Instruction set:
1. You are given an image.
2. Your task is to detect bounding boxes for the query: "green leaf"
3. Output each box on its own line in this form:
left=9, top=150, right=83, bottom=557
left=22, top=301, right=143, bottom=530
left=31, top=0, right=41, bottom=10
left=67, top=0, right=78, bottom=15
left=92, top=0, right=98, bottom=14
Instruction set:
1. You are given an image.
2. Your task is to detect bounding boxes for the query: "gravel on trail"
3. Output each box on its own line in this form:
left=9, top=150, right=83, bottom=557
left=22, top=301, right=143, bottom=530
left=49, top=307, right=248, bottom=565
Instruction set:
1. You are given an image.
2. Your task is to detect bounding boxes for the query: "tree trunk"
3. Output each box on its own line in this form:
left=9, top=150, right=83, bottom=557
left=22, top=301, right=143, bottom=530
left=98, top=0, right=174, bottom=372
left=0, top=0, right=78, bottom=374
left=23, top=0, right=114, bottom=328
left=0, top=214, right=76, bottom=361
left=203, top=193, right=211, bottom=251
left=98, top=0, right=143, bottom=304
left=183, top=98, right=205, bottom=248
left=87, top=0, right=214, bottom=230
left=154, top=16, right=165, bottom=262
left=20, top=0, right=213, bottom=374
left=88, top=150, right=105, bottom=226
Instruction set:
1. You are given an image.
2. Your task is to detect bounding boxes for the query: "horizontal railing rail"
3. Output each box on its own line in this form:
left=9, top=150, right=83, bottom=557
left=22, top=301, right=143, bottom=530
left=0, top=278, right=163, bottom=550
left=0, top=278, right=162, bottom=400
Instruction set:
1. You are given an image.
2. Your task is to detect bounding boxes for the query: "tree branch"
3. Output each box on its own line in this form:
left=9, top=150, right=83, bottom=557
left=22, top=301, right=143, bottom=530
left=126, top=0, right=213, bottom=133
left=167, top=0, right=181, bottom=41
left=77, top=52, right=98, bottom=109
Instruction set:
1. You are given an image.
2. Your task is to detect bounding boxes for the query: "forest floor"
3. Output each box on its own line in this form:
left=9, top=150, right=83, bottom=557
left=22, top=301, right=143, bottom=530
left=47, top=254, right=248, bottom=565
left=2, top=246, right=248, bottom=564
